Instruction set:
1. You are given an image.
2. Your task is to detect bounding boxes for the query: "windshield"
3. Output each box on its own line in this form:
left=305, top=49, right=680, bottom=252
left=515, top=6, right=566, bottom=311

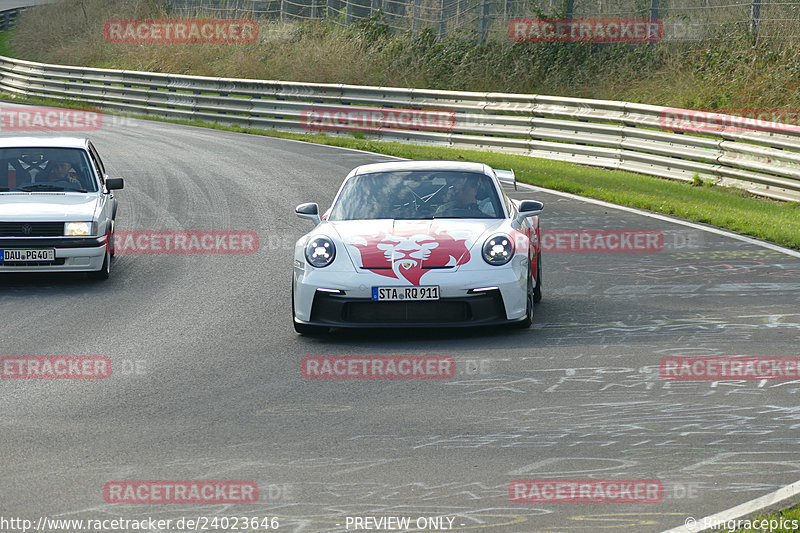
left=0, top=147, right=97, bottom=193
left=328, top=170, right=504, bottom=220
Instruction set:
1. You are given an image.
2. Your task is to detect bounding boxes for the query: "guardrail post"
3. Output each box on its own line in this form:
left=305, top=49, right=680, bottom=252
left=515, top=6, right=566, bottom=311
left=750, top=0, right=762, bottom=41
left=345, top=0, right=353, bottom=24
left=478, top=0, right=490, bottom=43
left=649, top=0, right=659, bottom=44
left=412, top=0, right=421, bottom=34
left=439, top=0, right=447, bottom=38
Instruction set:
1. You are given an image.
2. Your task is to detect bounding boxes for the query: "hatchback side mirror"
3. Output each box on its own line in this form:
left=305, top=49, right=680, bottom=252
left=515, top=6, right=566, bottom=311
left=105, top=178, right=124, bottom=190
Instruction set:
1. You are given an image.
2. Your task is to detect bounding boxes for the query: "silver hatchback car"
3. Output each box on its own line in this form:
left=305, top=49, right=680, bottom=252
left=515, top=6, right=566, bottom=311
left=0, top=137, right=123, bottom=279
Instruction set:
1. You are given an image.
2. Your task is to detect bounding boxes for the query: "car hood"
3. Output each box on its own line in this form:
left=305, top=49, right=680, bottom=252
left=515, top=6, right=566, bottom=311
left=327, top=219, right=504, bottom=277
left=0, top=193, right=99, bottom=222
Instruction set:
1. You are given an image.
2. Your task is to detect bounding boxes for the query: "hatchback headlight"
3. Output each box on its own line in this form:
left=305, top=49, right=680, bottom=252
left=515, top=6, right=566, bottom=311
left=482, top=234, right=514, bottom=265
left=65, top=222, right=95, bottom=236
left=305, top=236, right=336, bottom=267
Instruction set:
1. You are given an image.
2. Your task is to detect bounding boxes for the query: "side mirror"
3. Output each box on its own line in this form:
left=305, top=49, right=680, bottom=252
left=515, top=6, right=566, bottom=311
left=514, top=200, right=543, bottom=224
left=105, top=178, right=124, bottom=190
left=296, top=202, right=321, bottom=226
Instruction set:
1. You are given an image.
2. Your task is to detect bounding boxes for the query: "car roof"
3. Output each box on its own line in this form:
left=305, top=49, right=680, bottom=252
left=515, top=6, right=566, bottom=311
left=352, top=160, right=493, bottom=176
left=0, top=136, right=90, bottom=150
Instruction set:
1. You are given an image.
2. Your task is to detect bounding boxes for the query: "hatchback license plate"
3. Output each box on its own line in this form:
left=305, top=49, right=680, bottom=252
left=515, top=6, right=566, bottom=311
left=372, top=286, right=439, bottom=301
left=1, top=249, right=56, bottom=262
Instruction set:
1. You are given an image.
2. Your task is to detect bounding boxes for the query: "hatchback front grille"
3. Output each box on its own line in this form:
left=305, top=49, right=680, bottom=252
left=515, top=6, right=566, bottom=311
left=0, top=222, right=64, bottom=237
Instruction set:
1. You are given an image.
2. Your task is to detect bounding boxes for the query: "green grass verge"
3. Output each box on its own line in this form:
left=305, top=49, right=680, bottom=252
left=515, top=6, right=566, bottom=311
left=3, top=92, right=800, bottom=252
left=732, top=503, right=800, bottom=532
left=0, top=29, right=16, bottom=57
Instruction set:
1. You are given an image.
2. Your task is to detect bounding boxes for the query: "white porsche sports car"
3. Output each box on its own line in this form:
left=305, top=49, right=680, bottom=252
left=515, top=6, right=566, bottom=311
left=292, top=160, right=544, bottom=334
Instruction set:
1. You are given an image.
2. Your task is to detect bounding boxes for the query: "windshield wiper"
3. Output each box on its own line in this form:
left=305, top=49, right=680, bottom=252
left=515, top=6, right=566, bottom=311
left=17, top=184, right=87, bottom=193
left=18, top=184, right=68, bottom=191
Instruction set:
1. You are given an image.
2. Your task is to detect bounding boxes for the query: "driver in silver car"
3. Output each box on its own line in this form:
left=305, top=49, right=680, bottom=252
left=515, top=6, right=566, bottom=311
left=41, top=160, right=80, bottom=184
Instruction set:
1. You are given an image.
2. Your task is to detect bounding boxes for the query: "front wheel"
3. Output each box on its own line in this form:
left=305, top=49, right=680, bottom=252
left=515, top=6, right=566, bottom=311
left=514, top=267, right=534, bottom=329
left=88, top=250, right=111, bottom=280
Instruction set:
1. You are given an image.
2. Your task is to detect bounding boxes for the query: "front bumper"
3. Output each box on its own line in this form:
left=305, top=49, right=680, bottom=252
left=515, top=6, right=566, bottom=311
left=0, top=236, right=107, bottom=273
left=293, top=262, right=529, bottom=328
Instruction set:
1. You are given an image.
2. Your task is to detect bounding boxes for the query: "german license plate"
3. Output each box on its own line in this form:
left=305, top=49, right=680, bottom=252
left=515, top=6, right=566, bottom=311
left=1, top=249, right=56, bottom=262
left=372, top=286, right=439, bottom=301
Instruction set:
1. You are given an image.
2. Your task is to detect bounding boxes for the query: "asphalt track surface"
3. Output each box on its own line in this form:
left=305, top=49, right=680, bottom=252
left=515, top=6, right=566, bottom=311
left=1, top=104, right=800, bottom=533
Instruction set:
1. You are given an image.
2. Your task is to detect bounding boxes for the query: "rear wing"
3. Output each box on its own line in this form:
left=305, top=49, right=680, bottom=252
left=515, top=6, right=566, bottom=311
left=494, top=168, right=517, bottom=190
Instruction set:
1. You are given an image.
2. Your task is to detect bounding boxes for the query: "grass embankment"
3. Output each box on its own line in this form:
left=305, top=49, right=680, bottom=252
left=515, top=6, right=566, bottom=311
left=0, top=29, right=14, bottom=57
left=9, top=0, right=800, bottom=109
left=734, top=503, right=800, bottom=532
left=2, top=0, right=800, bottom=251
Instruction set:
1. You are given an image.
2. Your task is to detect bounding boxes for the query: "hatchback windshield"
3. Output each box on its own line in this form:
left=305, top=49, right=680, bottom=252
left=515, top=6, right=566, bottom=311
left=328, top=170, right=504, bottom=221
left=0, top=147, right=97, bottom=193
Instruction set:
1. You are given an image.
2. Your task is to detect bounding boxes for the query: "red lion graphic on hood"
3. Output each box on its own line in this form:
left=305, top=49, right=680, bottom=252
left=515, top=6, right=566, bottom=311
left=352, top=223, right=472, bottom=285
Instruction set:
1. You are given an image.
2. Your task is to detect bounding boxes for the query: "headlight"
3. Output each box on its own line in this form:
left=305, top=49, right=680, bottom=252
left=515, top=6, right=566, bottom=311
left=305, top=236, right=336, bottom=267
left=482, top=234, right=514, bottom=265
left=65, top=222, right=95, bottom=236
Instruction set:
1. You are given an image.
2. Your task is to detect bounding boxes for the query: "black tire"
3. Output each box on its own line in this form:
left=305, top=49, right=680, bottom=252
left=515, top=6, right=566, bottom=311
left=109, top=222, right=116, bottom=258
left=514, top=266, right=534, bottom=328
left=533, top=252, right=542, bottom=304
left=88, top=250, right=111, bottom=280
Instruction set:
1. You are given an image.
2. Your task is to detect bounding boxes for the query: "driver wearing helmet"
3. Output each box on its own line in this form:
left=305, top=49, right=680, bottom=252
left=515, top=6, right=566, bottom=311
left=42, top=160, right=80, bottom=184
left=434, top=175, right=486, bottom=217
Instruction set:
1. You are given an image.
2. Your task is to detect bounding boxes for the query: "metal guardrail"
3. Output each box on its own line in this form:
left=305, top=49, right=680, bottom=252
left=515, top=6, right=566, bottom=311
left=1, top=53, right=800, bottom=202
left=0, top=8, right=21, bottom=30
